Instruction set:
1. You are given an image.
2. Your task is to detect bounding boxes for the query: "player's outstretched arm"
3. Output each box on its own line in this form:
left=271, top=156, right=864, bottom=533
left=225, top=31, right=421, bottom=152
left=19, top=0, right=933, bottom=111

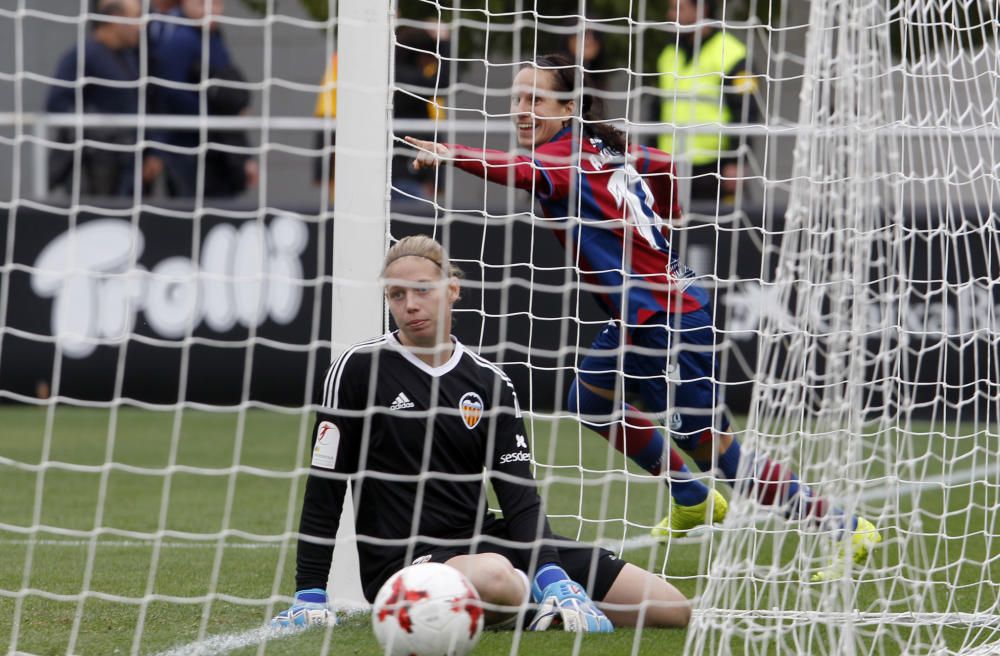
left=404, top=136, right=452, bottom=170
left=404, top=136, right=556, bottom=197
left=271, top=588, right=335, bottom=630
left=528, top=564, right=614, bottom=633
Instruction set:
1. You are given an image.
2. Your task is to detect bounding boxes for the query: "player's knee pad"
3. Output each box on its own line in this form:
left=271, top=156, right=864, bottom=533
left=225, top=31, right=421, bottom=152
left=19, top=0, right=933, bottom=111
left=567, top=378, right=614, bottom=431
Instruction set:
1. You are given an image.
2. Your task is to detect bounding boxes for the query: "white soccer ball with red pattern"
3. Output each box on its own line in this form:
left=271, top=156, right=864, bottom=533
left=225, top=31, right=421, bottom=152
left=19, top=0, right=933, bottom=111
left=371, top=563, right=484, bottom=656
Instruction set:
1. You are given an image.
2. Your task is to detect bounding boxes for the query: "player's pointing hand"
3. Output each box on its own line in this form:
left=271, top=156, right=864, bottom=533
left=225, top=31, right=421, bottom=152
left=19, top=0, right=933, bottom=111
left=404, top=136, right=452, bottom=170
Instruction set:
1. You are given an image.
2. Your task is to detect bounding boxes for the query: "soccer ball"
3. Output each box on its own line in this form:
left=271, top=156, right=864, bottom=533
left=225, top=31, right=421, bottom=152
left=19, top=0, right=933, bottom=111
left=371, top=563, right=484, bottom=656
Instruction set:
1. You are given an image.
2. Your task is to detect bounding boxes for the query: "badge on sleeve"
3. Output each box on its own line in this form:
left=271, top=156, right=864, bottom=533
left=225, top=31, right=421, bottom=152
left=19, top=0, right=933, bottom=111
left=312, top=421, right=340, bottom=469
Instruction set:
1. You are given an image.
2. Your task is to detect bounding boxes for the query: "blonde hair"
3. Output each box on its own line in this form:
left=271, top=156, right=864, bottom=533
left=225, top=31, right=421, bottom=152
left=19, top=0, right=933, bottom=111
left=382, top=235, right=463, bottom=279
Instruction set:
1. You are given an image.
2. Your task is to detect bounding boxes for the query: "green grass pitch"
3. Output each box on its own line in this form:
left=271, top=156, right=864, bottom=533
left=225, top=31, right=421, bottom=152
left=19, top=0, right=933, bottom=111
left=1, top=405, right=997, bottom=655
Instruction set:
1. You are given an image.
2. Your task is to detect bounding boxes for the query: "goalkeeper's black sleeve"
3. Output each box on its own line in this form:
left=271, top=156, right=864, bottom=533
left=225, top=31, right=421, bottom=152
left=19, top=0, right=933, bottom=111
left=295, top=421, right=349, bottom=592
left=294, top=346, right=366, bottom=592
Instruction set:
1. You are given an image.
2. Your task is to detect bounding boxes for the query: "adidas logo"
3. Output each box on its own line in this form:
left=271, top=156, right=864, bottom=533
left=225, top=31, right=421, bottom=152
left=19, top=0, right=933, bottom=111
left=389, top=392, right=415, bottom=410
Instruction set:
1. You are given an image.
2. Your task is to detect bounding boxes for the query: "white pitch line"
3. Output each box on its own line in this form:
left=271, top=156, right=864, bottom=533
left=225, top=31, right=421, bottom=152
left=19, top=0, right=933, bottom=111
left=149, top=612, right=365, bottom=656
left=8, top=461, right=999, bottom=656
left=858, top=459, right=1000, bottom=502
left=150, top=626, right=290, bottom=656
left=0, top=539, right=282, bottom=549
left=6, top=460, right=997, bottom=558
left=957, top=639, right=1000, bottom=656
left=604, top=459, right=1000, bottom=553
left=0, top=539, right=278, bottom=549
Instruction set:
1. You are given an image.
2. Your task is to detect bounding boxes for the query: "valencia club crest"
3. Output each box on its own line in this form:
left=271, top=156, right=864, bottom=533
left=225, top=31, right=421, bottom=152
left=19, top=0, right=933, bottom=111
left=459, top=392, right=484, bottom=429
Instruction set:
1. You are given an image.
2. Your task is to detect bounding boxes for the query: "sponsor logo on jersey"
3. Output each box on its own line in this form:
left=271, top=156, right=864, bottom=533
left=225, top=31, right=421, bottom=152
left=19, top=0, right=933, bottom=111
left=669, top=412, right=683, bottom=431
left=389, top=392, right=415, bottom=410
left=499, top=451, right=532, bottom=464
left=459, top=392, right=484, bottom=429
left=312, top=420, right=340, bottom=470
left=666, top=258, right=696, bottom=292
left=411, top=554, right=433, bottom=565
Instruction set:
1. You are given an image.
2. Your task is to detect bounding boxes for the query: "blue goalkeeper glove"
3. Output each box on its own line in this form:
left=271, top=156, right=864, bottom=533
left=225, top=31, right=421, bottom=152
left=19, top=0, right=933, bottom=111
left=270, top=588, right=335, bottom=630
left=528, top=565, right=613, bottom=633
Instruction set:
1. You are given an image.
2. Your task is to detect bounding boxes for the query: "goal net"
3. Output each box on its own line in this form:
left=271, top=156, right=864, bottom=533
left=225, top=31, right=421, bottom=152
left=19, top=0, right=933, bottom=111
left=1, top=0, right=998, bottom=654
left=687, top=0, right=1000, bottom=653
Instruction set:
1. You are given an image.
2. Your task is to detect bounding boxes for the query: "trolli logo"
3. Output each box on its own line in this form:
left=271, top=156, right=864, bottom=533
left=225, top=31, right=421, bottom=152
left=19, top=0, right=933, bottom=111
left=30, top=216, right=308, bottom=359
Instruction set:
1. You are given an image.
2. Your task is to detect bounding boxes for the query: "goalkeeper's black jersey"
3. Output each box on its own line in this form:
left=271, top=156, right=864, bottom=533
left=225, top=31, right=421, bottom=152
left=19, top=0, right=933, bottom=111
left=296, top=332, right=559, bottom=600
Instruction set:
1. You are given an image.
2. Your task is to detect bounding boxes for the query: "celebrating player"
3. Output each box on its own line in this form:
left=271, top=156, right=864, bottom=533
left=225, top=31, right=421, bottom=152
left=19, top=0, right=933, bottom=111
left=405, top=53, right=880, bottom=577
left=272, top=235, right=691, bottom=631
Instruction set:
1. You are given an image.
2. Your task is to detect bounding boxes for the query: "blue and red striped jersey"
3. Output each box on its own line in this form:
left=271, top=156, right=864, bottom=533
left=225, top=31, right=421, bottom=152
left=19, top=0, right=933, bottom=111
left=450, top=127, right=710, bottom=327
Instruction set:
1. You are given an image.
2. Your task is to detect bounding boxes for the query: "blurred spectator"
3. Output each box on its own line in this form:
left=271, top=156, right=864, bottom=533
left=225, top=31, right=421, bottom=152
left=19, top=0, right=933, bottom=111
left=311, top=53, right=337, bottom=196
left=561, top=20, right=613, bottom=122
left=146, top=0, right=180, bottom=54
left=393, top=25, right=450, bottom=200
left=308, top=23, right=448, bottom=201
left=565, top=27, right=604, bottom=73
left=145, top=0, right=176, bottom=139
left=150, top=0, right=258, bottom=197
left=656, top=0, right=760, bottom=200
left=46, top=0, right=162, bottom=196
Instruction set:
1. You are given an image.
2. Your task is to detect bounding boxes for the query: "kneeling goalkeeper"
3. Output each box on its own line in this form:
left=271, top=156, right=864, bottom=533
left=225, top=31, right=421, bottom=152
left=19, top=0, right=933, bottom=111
left=272, top=235, right=690, bottom=632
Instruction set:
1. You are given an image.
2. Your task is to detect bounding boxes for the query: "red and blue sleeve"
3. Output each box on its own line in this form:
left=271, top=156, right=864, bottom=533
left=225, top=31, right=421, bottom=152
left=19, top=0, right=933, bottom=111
left=447, top=144, right=570, bottom=201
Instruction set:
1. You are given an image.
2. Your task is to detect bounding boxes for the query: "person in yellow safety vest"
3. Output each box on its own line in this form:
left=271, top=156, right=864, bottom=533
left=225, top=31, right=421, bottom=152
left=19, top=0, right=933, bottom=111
left=657, top=0, right=760, bottom=200
left=313, top=54, right=338, bottom=197
left=312, top=26, right=449, bottom=202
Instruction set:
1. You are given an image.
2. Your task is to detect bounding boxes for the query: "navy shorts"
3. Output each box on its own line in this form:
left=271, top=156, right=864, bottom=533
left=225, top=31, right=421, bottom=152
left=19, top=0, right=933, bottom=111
left=576, top=308, right=729, bottom=449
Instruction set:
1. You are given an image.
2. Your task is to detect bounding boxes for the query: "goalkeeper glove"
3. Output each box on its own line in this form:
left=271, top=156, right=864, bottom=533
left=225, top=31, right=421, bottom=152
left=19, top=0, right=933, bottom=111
left=270, top=588, right=335, bottom=630
left=528, top=565, right=613, bottom=633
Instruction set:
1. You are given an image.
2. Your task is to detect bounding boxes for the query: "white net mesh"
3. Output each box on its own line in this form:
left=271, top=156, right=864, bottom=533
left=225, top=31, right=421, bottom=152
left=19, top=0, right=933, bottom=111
left=2, top=0, right=999, bottom=654
left=686, top=0, right=1000, bottom=653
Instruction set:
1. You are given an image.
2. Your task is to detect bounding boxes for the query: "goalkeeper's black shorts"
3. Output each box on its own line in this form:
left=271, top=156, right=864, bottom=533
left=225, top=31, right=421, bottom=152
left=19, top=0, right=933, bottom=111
left=361, top=521, right=627, bottom=605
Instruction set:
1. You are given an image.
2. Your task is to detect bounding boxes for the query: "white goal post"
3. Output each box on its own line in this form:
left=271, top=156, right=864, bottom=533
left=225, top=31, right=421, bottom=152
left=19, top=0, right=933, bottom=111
left=327, top=0, right=392, bottom=611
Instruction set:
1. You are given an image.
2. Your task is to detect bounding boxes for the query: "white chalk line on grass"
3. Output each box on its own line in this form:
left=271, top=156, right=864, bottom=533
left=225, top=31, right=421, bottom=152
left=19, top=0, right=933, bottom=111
left=8, top=458, right=996, bottom=554
left=151, top=626, right=288, bottom=656
left=7, top=460, right=998, bottom=656
left=609, top=458, right=1000, bottom=552
left=149, top=612, right=367, bottom=656
left=0, top=539, right=282, bottom=549
left=5, top=460, right=998, bottom=558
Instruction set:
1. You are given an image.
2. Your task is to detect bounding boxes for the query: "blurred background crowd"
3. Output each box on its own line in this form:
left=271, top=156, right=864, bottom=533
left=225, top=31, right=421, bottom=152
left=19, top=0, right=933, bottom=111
left=9, top=0, right=769, bottom=209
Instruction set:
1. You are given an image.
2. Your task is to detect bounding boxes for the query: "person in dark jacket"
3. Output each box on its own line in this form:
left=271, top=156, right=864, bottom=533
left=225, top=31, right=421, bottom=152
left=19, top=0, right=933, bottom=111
left=150, top=0, right=258, bottom=197
left=46, top=0, right=163, bottom=196
left=391, top=25, right=451, bottom=200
